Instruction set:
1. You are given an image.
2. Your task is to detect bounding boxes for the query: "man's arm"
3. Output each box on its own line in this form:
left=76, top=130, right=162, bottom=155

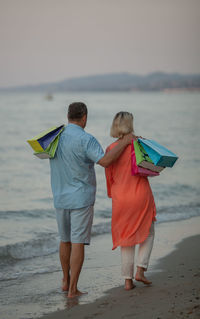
left=98, top=133, right=135, bottom=168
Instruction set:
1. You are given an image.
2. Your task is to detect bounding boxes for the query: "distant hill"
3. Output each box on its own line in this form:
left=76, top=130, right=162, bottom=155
left=1, top=72, right=200, bottom=92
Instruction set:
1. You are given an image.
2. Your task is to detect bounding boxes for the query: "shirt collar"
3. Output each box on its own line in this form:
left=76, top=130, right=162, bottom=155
left=67, top=123, right=84, bottom=131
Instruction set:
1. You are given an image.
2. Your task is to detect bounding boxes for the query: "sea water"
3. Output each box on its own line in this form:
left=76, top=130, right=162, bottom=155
left=0, top=91, right=200, bottom=318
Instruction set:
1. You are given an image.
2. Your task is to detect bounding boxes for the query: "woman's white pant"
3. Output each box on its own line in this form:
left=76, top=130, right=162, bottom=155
left=120, top=223, right=155, bottom=279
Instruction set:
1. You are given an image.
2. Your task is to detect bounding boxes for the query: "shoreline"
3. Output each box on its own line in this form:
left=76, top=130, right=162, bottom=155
left=39, top=216, right=200, bottom=319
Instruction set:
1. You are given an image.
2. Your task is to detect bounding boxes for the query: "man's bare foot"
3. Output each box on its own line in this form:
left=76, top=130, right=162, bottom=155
left=135, top=274, right=152, bottom=285
left=125, top=279, right=136, bottom=290
left=67, top=290, right=88, bottom=298
left=62, top=279, right=70, bottom=292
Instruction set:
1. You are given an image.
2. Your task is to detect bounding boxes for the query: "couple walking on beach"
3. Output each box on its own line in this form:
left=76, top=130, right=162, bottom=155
left=50, top=102, right=156, bottom=298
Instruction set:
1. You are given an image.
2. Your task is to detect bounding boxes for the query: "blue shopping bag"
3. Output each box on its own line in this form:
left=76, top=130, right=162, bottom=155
left=138, top=138, right=178, bottom=167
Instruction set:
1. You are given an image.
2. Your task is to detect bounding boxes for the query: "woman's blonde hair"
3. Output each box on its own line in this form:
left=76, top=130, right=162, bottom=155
left=110, top=111, right=134, bottom=138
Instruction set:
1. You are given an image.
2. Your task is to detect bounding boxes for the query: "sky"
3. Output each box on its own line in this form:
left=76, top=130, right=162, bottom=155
left=0, top=0, right=200, bottom=87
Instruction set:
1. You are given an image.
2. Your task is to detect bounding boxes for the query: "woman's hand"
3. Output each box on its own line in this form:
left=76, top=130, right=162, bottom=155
left=121, top=133, right=135, bottom=145
left=121, top=134, right=145, bottom=145
left=135, top=135, right=145, bottom=140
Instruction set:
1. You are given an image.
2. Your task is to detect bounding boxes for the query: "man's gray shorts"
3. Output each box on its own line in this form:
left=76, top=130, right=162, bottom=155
left=56, top=206, right=94, bottom=244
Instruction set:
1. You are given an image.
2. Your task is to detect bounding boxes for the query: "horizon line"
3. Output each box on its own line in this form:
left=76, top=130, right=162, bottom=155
left=0, top=70, right=200, bottom=90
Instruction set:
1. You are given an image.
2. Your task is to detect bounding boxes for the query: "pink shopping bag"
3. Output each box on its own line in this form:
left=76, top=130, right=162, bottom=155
left=131, top=141, right=159, bottom=177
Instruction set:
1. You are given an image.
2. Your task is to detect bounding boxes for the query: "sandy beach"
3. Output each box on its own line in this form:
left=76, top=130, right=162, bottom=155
left=38, top=216, right=200, bottom=319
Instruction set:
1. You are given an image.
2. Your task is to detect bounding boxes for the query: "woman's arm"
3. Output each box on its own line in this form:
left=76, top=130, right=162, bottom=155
left=98, top=133, right=134, bottom=168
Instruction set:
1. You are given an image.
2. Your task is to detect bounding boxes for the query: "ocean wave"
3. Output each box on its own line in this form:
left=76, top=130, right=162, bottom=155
left=92, top=222, right=111, bottom=235
left=0, top=266, right=60, bottom=282
left=152, top=183, right=200, bottom=200
left=0, top=209, right=55, bottom=220
left=153, top=183, right=198, bottom=193
left=0, top=223, right=112, bottom=263
left=96, top=210, right=112, bottom=219
left=156, top=203, right=200, bottom=223
left=0, top=233, right=59, bottom=261
left=0, top=207, right=112, bottom=221
left=157, top=202, right=200, bottom=214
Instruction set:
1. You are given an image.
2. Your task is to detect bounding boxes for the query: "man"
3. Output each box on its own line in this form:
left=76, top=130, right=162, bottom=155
left=50, top=102, right=132, bottom=298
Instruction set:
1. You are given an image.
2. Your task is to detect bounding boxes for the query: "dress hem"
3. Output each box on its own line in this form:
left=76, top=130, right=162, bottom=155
left=112, top=217, right=156, bottom=250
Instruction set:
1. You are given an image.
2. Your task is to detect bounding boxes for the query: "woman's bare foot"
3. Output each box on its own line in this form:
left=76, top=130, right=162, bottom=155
left=125, top=279, right=136, bottom=290
left=135, top=274, right=152, bottom=285
left=67, top=289, right=88, bottom=298
left=135, top=266, right=152, bottom=285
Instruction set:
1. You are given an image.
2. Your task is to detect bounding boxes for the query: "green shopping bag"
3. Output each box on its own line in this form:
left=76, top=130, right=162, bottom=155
left=34, top=134, right=60, bottom=159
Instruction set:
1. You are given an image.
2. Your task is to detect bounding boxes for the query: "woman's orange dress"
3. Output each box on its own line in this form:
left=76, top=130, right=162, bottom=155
left=105, top=141, right=156, bottom=250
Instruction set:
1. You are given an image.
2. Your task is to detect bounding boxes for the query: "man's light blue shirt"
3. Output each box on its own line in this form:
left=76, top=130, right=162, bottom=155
left=50, top=123, right=104, bottom=209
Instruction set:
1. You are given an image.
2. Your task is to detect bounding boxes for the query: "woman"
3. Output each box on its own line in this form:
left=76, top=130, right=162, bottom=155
left=105, top=112, right=156, bottom=290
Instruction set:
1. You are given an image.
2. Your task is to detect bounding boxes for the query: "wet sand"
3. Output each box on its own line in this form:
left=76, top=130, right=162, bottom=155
left=39, top=217, right=200, bottom=319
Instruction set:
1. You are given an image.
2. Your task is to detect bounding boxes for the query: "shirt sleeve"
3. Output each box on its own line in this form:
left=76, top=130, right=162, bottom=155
left=85, top=135, right=104, bottom=163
